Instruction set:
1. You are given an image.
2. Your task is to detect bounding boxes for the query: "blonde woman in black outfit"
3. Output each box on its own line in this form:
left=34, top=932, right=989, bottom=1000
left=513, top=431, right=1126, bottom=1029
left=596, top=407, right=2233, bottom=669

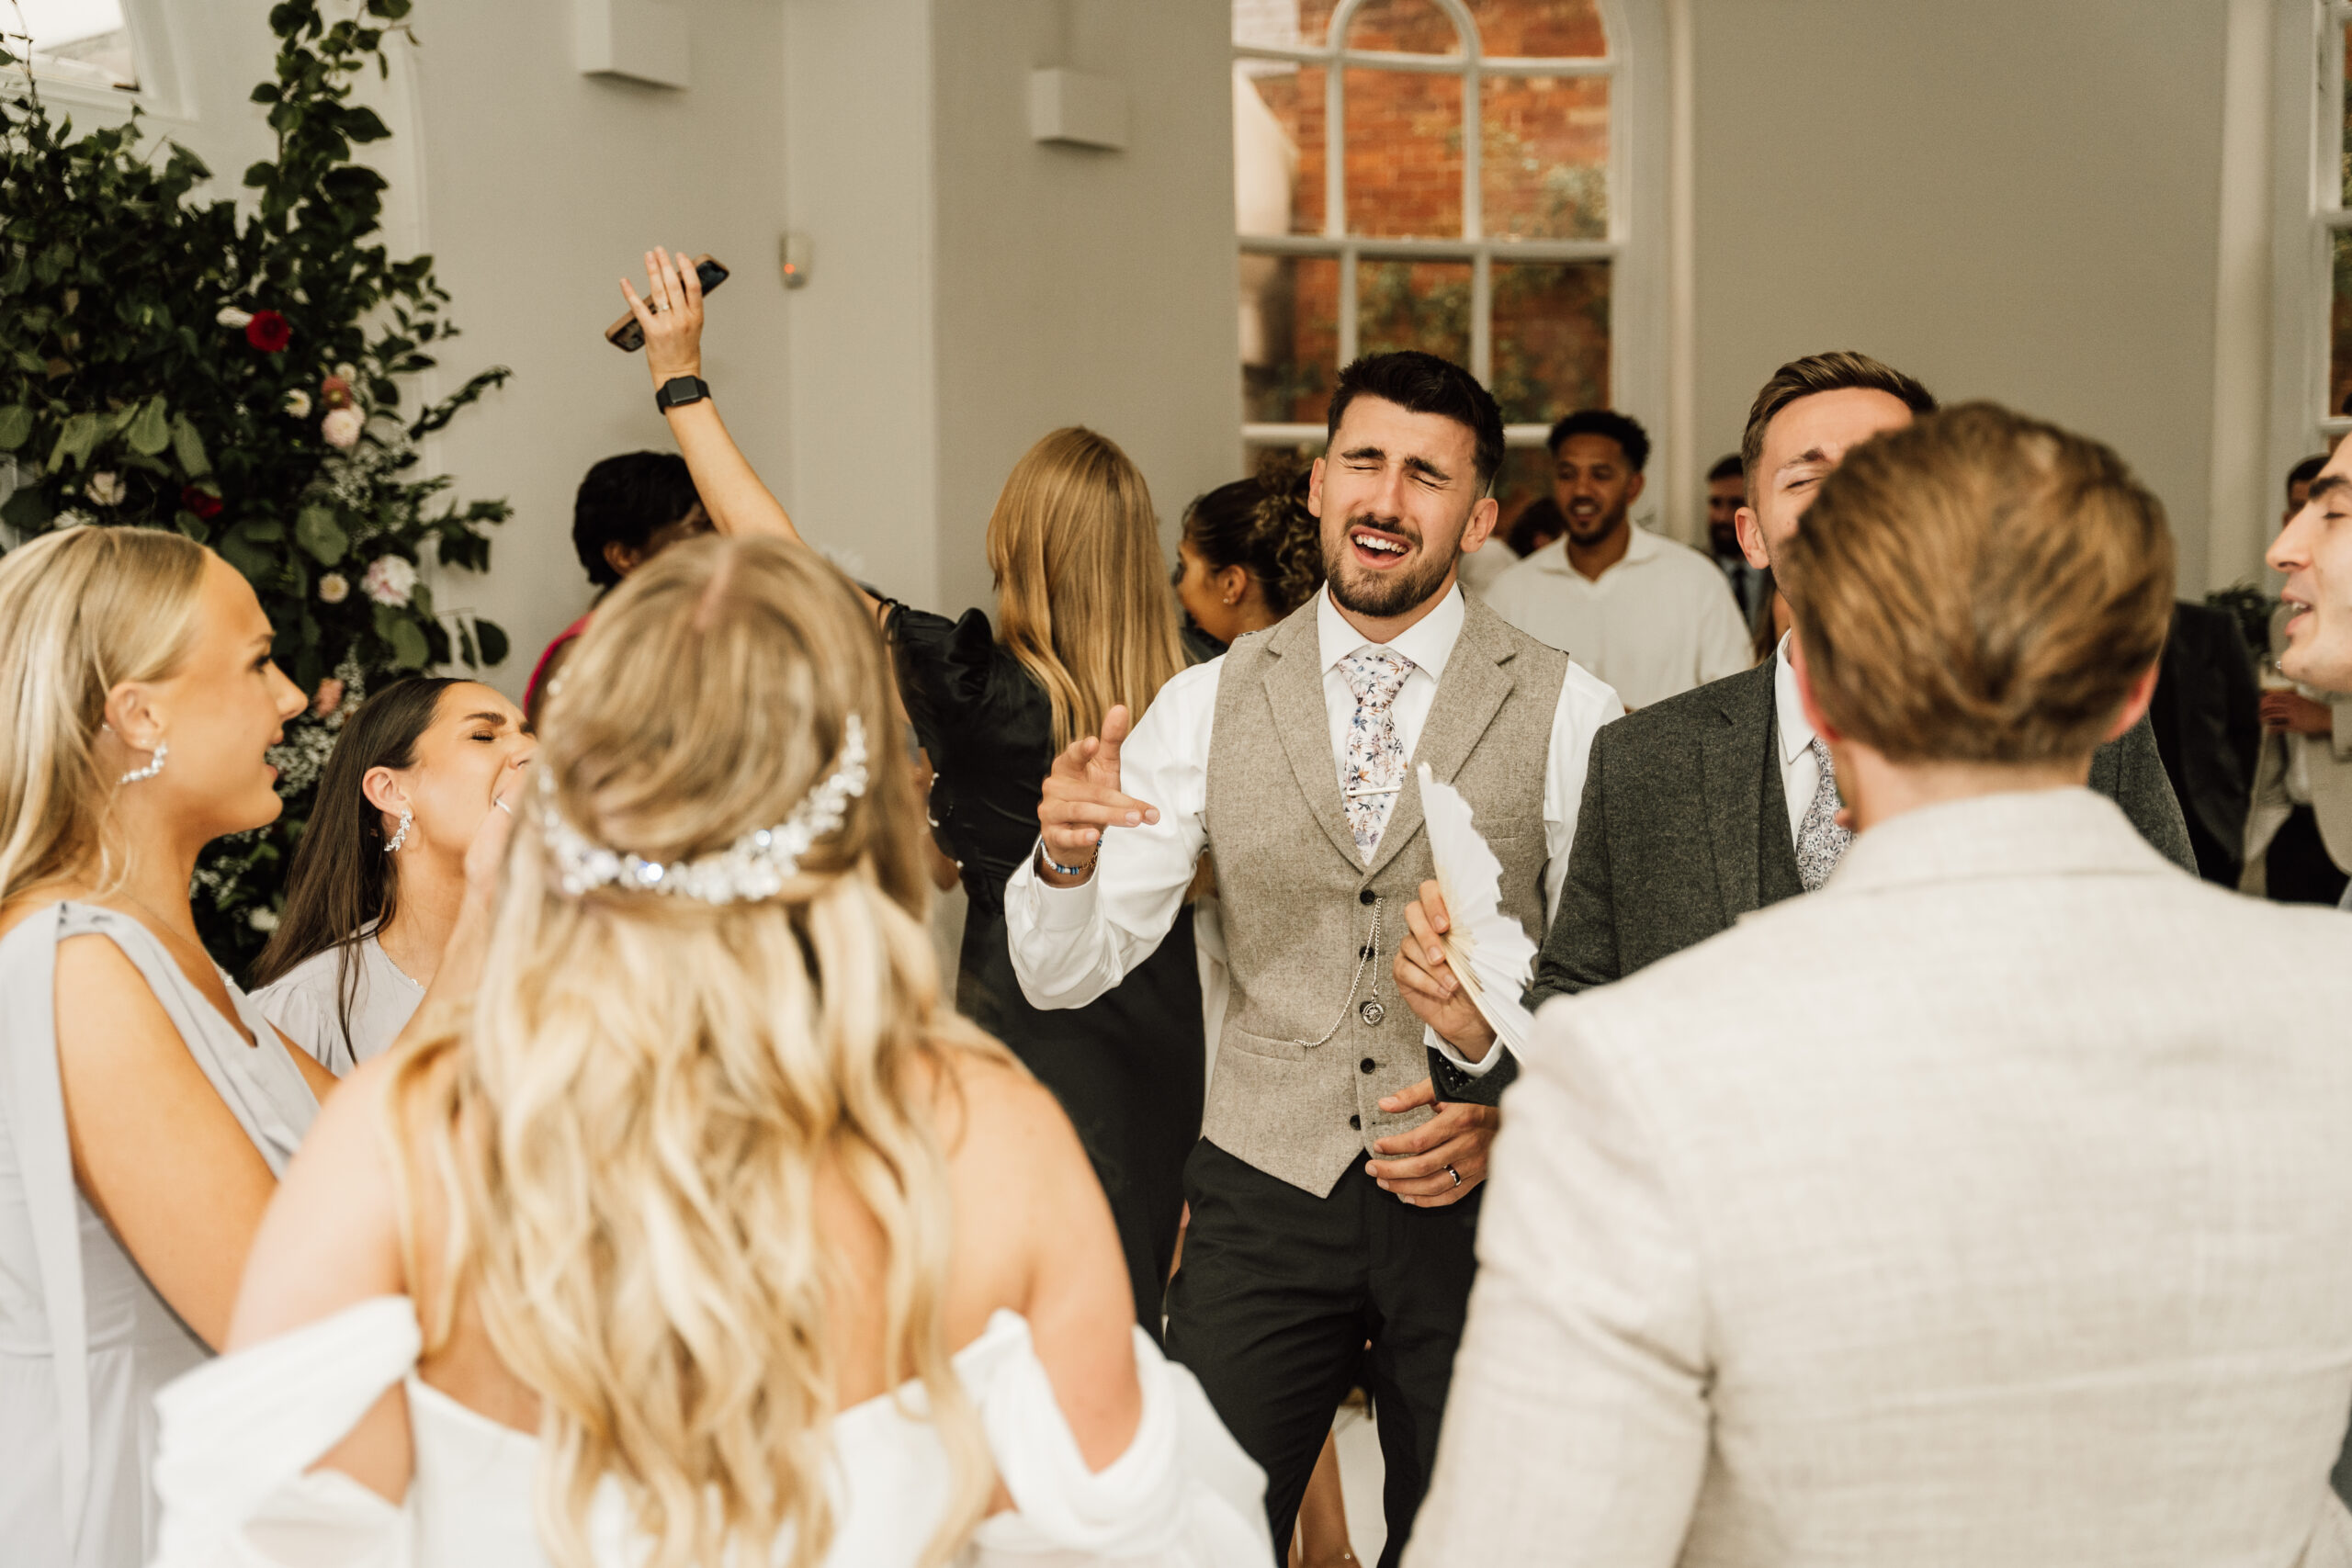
left=617, top=247, right=1201, bottom=1339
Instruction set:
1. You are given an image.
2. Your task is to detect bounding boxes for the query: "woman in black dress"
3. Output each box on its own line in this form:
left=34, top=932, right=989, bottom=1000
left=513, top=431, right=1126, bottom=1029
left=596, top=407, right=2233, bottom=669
left=617, top=249, right=1200, bottom=1336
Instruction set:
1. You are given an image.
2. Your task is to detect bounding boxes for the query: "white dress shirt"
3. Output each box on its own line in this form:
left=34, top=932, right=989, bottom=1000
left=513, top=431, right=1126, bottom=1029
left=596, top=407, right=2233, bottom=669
left=1485, top=525, right=1753, bottom=710
left=1007, top=586, right=1624, bottom=1072
left=1773, top=633, right=1823, bottom=845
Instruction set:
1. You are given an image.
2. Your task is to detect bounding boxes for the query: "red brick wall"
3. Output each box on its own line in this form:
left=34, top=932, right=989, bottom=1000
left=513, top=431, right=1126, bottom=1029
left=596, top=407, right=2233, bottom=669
left=1243, top=0, right=1613, bottom=504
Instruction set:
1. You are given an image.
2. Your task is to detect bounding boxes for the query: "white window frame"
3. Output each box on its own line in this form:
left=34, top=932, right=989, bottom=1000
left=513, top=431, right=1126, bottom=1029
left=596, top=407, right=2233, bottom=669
left=0, top=0, right=192, bottom=124
left=1234, top=0, right=1667, bottom=475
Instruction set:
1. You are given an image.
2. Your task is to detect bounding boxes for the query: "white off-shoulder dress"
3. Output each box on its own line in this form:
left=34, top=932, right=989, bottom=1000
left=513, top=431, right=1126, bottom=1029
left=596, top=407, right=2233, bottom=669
left=151, top=1296, right=1270, bottom=1567
left=0, top=903, right=318, bottom=1568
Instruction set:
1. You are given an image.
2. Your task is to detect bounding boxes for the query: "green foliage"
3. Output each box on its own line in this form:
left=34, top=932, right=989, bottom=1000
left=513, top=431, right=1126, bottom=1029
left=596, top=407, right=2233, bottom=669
left=0, top=0, right=510, bottom=968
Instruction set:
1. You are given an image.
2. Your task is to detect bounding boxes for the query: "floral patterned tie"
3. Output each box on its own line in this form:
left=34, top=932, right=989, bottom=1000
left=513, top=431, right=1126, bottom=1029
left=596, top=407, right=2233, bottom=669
left=1796, top=736, right=1853, bottom=892
left=1340, top=649, right=1415, bottom=862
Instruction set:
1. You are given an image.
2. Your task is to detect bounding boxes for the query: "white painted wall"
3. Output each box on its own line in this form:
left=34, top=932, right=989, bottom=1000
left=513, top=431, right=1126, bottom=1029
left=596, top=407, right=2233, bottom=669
left=404, top=0, right=794, bottom=694
left=65, top=1, right=2275, bottom=636
left=926, top=0, right=1236, bottom=618
left=1688, top=0, right=2235, bottom=590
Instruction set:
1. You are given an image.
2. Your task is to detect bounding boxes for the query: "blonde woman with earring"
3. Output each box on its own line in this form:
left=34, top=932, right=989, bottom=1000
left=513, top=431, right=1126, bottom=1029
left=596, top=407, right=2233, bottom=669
left=0, top=527, right=341, bottom=1568
left=252, top=677, right=534, bottom=1073
left=150, top=535, right=1268, bottom=1568
left=614, top=247, right=1204, bottom=1346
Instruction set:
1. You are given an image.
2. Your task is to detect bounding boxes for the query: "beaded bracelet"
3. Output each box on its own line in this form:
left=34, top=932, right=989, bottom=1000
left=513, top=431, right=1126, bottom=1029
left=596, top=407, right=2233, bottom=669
left=1037, top=841, right=1096, bottom=879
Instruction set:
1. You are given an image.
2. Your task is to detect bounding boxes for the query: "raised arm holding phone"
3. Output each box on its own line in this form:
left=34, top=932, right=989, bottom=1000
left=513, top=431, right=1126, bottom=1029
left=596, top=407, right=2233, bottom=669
left=618, top=248, right=1211, bottom=1344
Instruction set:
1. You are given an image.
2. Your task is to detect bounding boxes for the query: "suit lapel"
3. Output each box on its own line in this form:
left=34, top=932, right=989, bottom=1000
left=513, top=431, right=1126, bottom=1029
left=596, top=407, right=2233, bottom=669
left=1262, top=611, right=1367, bottom=870
left=1364, top=599, right=1516, bottom=884
left=1699, top=660, right=1779, bottom=925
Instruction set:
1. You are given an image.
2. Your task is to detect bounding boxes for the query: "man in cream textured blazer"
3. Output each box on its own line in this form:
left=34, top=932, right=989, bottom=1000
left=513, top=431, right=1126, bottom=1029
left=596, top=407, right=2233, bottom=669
left=1408, top=405, right=2352, bottom=1567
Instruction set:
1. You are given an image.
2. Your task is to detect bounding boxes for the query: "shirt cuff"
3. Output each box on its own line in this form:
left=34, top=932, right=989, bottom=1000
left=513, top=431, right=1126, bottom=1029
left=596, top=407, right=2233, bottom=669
left=1025, top=840, right=1104, bottom=933
left=1426, top=1022, right=1502, bottom=1078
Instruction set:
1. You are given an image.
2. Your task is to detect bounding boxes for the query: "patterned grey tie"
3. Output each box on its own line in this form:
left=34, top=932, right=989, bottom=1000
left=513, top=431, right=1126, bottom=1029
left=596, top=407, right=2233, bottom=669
left=1340, top=648, right=1414, bottom=862
left=1795, top=736, right=1853, bottom=893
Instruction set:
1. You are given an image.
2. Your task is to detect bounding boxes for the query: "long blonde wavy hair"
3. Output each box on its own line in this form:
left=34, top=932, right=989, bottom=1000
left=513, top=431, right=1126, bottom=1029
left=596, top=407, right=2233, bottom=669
left=0, top=526, right=208, bottom=906
left=984, top=426, right=1185, bottom=750
left=388, top=536, right=1009, bottom=1568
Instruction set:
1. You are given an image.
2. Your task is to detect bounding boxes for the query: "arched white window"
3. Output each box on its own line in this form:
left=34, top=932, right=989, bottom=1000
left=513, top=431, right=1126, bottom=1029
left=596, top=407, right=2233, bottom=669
left=1235, top=0, right=1665, bottom=513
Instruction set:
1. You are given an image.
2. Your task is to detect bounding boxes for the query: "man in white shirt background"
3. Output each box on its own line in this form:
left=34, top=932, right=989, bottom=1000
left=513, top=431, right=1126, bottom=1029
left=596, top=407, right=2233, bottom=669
left=1485, top=410, right=1753, bottom=709
left=1005, top=351, right=1621, bottom=1564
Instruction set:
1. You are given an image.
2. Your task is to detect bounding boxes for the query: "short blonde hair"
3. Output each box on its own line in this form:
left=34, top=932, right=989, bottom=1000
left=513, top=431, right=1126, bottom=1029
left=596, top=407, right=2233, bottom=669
left=1782, top=402, right=2172, bottom=765
left=0, top=526, right=208, bottom=905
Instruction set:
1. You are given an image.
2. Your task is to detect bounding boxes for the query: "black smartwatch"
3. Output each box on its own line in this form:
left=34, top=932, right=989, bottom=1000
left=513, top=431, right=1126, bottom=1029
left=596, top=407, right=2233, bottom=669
left=654, top=375, right=710, bottom=414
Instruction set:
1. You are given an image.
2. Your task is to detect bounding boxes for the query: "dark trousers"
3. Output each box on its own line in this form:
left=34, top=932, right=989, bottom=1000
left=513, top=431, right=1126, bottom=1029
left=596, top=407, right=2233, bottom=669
left=2267, top=806, right=2351, bottom=906
left=1164, top=1137, right=1481, bottom=1568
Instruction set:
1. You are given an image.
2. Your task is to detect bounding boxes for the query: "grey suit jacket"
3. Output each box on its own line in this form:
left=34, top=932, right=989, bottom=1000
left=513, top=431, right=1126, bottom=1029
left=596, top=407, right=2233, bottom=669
left=1410, top=790, right=2352, bottom=1568
left=1530, top=658, right=2196, bottom=1006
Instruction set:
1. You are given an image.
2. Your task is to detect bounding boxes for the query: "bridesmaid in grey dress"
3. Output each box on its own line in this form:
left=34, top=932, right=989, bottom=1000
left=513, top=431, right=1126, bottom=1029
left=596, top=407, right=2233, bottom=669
left=0, top=527, right=337, bottom=1568
left=250, top=677, right=534, bottom=1074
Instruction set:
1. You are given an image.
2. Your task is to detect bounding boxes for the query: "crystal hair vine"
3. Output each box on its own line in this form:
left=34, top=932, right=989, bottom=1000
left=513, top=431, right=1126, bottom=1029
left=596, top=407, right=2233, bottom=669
left=541, top=714, right=869, bottom=903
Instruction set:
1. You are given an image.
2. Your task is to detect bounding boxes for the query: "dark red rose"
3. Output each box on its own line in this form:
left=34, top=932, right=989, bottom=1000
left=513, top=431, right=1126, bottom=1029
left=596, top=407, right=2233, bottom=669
left=181, top=486, right=223, bottom=521
left=243, top=310, right=291, bottom=353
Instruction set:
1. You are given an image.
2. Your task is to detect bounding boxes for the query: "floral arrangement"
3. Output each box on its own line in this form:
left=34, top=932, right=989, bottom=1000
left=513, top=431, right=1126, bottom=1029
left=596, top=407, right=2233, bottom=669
left=0, top=0, right=511, bottom=967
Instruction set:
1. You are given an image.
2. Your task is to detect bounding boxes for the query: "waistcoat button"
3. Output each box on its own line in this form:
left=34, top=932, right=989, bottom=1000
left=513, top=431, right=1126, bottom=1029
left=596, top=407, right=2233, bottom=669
left=1359, top=999, right=1385, bottom=1026
left=1358, top=887, right=1375, bottom=906
left=1359, top=1056, right=1375, bottom=1074
left=1349, top=1113, right=1362, bottom=1131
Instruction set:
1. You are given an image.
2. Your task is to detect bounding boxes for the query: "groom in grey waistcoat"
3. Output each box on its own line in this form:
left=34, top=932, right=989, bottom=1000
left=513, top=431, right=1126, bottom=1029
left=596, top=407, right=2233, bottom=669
left=1004, top=352, right=1623, bottom=1564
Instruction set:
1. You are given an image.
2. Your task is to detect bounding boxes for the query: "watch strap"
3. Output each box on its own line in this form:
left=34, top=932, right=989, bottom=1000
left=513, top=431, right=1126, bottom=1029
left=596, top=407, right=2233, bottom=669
left=655, top=375, right=710, bottom=412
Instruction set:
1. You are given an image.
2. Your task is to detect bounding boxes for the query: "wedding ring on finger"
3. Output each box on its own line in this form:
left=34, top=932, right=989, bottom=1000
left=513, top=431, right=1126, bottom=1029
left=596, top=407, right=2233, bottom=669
left=1447, top=1164, right=1462, bottom=1189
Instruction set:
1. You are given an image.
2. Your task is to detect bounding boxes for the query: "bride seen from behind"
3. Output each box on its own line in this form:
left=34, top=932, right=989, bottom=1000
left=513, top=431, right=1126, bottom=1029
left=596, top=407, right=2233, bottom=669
left=156, top=535, right=1268, bottom=1567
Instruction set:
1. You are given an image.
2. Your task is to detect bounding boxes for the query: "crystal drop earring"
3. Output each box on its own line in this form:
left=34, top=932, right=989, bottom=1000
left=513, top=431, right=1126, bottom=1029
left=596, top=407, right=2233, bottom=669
left=385, top=807, right=413, bottom=853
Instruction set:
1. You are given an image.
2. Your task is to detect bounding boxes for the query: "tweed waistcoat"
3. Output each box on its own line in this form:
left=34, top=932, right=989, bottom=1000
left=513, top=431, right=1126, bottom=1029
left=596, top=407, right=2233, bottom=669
left=1203, top=592, right=1568, bottom=1195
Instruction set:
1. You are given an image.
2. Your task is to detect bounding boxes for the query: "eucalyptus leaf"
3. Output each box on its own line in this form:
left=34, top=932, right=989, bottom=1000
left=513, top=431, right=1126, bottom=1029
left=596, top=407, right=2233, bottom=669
left=218, top=532, right=274, bottom=580
left=169, top=414, right=209, bottom=477
left=125, top=396, right=170, bottom=456
left=47, top=412, right=99, bottom=471
left=294, top=505, right=347, bottom=564
left=386, top=615, right=429, bottom=671
left=2, top=488, right=53, bottom=530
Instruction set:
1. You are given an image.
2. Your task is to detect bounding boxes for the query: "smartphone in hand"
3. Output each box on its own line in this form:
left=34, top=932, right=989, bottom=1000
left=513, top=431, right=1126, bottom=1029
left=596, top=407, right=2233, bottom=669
left=606, top=254, right=729, bottom=351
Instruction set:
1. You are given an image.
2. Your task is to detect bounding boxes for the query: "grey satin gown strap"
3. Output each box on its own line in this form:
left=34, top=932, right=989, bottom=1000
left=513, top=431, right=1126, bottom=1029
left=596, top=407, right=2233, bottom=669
left=0, top=902, right=316, bottom=1557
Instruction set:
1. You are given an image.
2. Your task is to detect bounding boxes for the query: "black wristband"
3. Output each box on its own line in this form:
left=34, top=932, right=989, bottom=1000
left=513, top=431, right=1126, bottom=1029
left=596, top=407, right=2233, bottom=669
left=655, top=375, right=710, bottom=413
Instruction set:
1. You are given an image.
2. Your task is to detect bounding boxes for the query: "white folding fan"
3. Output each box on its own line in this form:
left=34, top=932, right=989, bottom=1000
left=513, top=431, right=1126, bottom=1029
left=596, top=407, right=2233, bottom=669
left=1415, top=764, right=1537, bottom=1057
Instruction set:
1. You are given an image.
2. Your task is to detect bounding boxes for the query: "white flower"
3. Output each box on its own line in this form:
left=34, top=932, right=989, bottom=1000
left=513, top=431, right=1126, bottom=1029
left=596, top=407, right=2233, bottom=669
left=247, top=907, right=280, bottom=933
left=333, top=362, right=357, bottom=382
left=85, top=471, right=125, bottom=506
left=51, top=511, right=92, bottom=531
left=320, top=406, right=363, bottom=449
left=215, top=306, right=254, bottom=329
left=283, top=389, right=312, bottom=418
left=317, top=572, right=350, bottom=604
left=361, top=555, right=417, bottom=607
